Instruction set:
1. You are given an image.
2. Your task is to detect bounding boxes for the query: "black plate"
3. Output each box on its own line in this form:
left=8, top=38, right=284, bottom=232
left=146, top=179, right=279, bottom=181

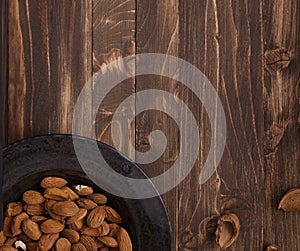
left=3, top=134, right=172, bottom=250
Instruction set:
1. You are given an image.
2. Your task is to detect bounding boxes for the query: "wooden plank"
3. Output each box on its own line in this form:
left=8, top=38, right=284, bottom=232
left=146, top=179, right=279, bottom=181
left=263, top=0, right=300, bottom=250
left=178, top=0, right=264, bottom=250
left=136, top=0, right=179, bottom=249
left=1, top=0, right=8, bottom=146
left=7, top=0, right=92, bottom=144
left=92, top=0, right=136, bottom=158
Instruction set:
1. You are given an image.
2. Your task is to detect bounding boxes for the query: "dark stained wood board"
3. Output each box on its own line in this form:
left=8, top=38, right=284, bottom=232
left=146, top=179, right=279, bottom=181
left=3, top=0, right=300, bottom=250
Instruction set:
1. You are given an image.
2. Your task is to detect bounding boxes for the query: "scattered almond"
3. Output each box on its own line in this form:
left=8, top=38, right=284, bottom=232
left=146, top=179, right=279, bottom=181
left=266, top=244, right=279, bottom=251
left=278, top=188, right=300, bottom=211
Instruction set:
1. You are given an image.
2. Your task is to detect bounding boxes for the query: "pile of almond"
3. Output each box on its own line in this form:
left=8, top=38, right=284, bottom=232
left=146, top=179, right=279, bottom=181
left=0, top=177, right=132, bottom=251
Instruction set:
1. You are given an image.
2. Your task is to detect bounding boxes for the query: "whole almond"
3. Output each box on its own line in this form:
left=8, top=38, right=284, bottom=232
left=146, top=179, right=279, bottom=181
left=27, top=242, right=38, bottom=251
left=80, top=235, right=97, bottom=251
left=40, top=177, right=68, bottom=188
left=69, top=219, right=85, bottom=231
left=22, top=190, right=45, bottom=205
left=61, top=229, right=80, bottom=243
left=44, top=188, right=68, bottom=201
left=215, top=213, right=240, bottom=250
left=22, top=219, right=42, bottom=241
left=3, top=217, right=14, bottom=237
left=0, top=231, right=7, bottom=245
left=87, top=206, right=106, bottom=228
left=266, top=245, right=279, bottom=251
left=72, top=242, right=87, bottom=251
left=117, top=227, right=132, bottom=251
left=66, top=208, right=87, bottom=224
left=98, top=222, right=110, bottom=237
left=61, top=187, right=79, bottom=201
left=40, top=219, right=64, bottom=234
left=81, top=227, right=100, bottom=237
left=38, top=233, right=59, bottom=251
left=278, top=188, right=300, bottom=211
left=76, top=199, right=97, bottom=210
left=31, top=215, right=48, bottom=224
left=98, top=236, right=118, bottom=248
left=73, top=185, right=93, bottom=196
left=87, top=194, right=107, bottom=205
left=51, top=201, right=79, bottom=217
left=6, top=202, right=23, bottom=217
left=11, top=212, right=29, bottom=236
left=55, top=238, right=71, bottom=251
left=105, top=207, right=121, bottom=223
left=24, top=203, right=45, bottom=216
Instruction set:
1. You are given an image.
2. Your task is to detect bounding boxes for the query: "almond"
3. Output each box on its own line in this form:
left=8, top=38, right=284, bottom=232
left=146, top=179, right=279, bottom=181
left=98, top=222, right=110, bottom=236
left=98, top=236, right=118, bottom=248
left=38, top=233, right=59, bottom=251
left=40, top=219, right=64, bottom=234
left=108, top=223, right=120, bottom=237
left=51, top=201, right=79, bottom=217
left=31, top=215, right=48, bottom=224
left=266, top=245, right=279, bottom=251
left=61, top=229, right=80, bottom=243
left=44, top=188, right=68, bottom=201
left=73, top=185, right=93, bottom=196
left=22, top=190, right=45, bottom=205
left=72, top=242, right=87, bottom=251
left=105, top=207, right=121, bottom=223
left=117, top=227, right=132, bottom=251
left=87, top=194, right=107, bottom=205
left=215, top=213, right=240, bottom=250
left=40, top=177, right=68, bottom=188
left=76, top=199, right=97, bottom=210
left=69, top=219, right=85, bottom=231
left=5, top=237, right=17, bottom=246
left=87, top=206, right=106, bottom=228
left=11, top=212, right=29, bottom=236
left=80, top=235, right=97, bottom=251
left=66, top=208, right=87, bottom=224
left=55, top=238, right=71, bottom=251
left=61, top=187, right=79, bottom=201
left=24, top=203, right=45, bottom=216
left=278, top=188, right=300, bottom=211
left=22, top=219, right=42, bottom=241
left=6, top=203, right=23, bottom=217
left=80, top=227, right=99, bottom=237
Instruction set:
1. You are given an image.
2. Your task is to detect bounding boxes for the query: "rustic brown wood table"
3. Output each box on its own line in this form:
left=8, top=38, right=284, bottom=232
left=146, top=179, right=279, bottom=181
left=2, top=0, right=300, bottom=250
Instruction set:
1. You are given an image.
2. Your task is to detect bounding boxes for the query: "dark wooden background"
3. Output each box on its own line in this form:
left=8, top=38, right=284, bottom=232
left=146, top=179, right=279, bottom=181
left=2, top=0, right=300, bottom=250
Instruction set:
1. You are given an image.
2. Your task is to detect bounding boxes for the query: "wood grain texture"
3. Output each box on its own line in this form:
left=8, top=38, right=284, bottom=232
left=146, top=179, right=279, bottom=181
left=93, top=0, right=136, bottom=158
left=7, top=0, right=92, bottom=144
left=263, top=0, right=300, bottom=250
left=136, top=1, right=179, bottom=249
left=179, top=0, right=264, bottom=250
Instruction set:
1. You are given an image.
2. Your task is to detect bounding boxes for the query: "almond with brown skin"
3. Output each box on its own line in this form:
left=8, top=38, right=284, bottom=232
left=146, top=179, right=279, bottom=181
left=38, top=233, right=59, bottom=251
left=72, top=242, right=87, bottom=251
left=55, top=238, right=71, bottom=251
left=87, top=206, right=106, bottom=228
left=66, top=208, right=87, bottom=224
left=80, top=235, right=97, bottom=251
left=266, top=245, right=279, bottom=251
left=61, top=187, right=79, bottom=201
left=6, top=203, right=23, bottom=217
left=215, top=213, right=240, bottom=250
left=44, top=188, right=68, bottom=201
left=3, top=217, right=14, bottom=237
left=22, top=219, right=42, bottom=241
left=24, top=203, right=45, bottom=216
left=22, top=190, right=45, bottom=205
left=31, top=215, right=48, bottom=224
left=98, top=222, right=110, bottom=236
left=61, top=229, right=80, bottom=243
left=40, top=177, right=68, bottom=189
left=40, top=219, right=64, bottom=234
left=87, top=194, right=107, bottom=205
left=26, top=242, right=38, bottom=251
left=69, top=219, right=85, bottom=231
left=278, top=188, right=300, bottom=211
left=76, top=199, right=97, bottom=210
left=51, top=201, right=79, bottom=217
left=80, top=227, right=100, bottom=237
left=117, top=227, right=132, bottom=251
left=105, top=207, right=121, bottom=223
left=11, top=212, right=29, bottom=236
left=98, top=236, right=118, bottom=248
left=108, top=223, right=120, bottom=237
left=0, top=231, right=7, bottom=245
left=73, top=185, right=93, bottom=196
